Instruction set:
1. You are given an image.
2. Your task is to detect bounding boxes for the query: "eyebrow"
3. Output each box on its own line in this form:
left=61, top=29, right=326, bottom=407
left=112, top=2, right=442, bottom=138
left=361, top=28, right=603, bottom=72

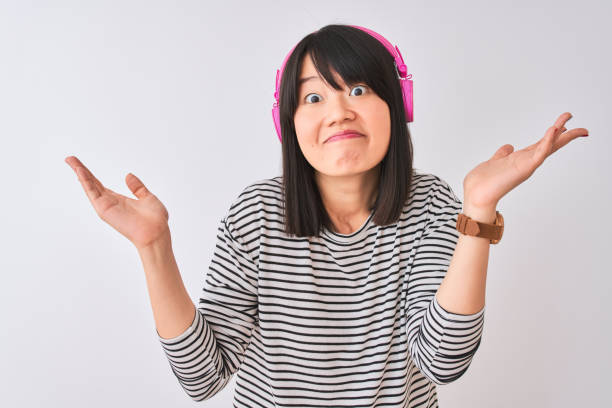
left=298, top=76, right=319, bottom=86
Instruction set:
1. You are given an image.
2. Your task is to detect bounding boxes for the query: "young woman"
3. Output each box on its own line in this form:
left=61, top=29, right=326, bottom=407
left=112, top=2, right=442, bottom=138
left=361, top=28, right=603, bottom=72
left=65, top=24, right=588, bottom=408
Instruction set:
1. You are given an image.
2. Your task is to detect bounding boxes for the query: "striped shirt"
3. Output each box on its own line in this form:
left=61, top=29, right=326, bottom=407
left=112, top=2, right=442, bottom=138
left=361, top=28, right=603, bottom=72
left=156, top=171, right=485, bottom=407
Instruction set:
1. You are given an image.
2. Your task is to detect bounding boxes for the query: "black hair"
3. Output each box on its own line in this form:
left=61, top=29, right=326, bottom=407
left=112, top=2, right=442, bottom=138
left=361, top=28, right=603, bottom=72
left=279, top=24, right=415, bottom=237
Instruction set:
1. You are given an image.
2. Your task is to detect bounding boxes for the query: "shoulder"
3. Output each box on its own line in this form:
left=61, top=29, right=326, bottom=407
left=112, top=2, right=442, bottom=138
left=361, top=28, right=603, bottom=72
left=407, top=170, right=462, bottom=225
left=224, top=175, right=284, bottom=235
left=411, top=169, right=462, bottom=206
left=402, top=171, right=462, bottom=241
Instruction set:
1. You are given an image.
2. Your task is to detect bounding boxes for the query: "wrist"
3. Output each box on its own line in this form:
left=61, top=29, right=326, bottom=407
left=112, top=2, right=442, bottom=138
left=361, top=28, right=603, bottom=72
left=137, top=237, right=176, bottom=278
left=137, top=230, right=173, bottom=255
left=462, top=202, right=497, bottom=224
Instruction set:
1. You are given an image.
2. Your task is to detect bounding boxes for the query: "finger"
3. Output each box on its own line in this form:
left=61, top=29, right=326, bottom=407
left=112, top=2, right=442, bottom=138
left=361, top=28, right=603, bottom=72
left=64, top=156, right=105, bottom=201
left=554, top=112, right=573, bottom=130
left=73, top=163, right=103, bottom=203
left=524, top=124, right=570, bottom=153
left=65, top=156, right=106, bottom=194
left=490, top=144, right=514, bottom=160
left=536, top=125, right=556, bottom=156
left=522, top=125, right=558, bottom=153
left=125, top=173, right=152, bottom=200
left=531, top=125, right=560, bottom=165
left=548, top=127, right=589, bottom=155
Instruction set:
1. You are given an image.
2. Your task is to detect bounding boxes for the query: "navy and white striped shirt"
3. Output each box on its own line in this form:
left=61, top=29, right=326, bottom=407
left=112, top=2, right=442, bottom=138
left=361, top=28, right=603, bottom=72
left=157, top=171, right=485, bottom=407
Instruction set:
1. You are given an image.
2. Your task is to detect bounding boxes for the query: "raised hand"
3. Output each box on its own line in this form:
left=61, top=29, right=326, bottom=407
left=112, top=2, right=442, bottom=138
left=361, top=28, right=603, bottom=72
left=462, top=112, right=589, bottom=210
left=65, top=156, right=171, bottom=250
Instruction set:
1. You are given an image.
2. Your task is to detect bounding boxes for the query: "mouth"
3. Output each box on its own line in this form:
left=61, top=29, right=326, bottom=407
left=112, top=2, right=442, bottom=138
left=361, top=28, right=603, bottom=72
left=325, top=131, right=365, bottom=144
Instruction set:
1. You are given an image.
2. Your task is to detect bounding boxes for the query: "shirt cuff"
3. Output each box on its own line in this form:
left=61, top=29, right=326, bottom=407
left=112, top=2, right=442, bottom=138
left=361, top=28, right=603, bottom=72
left=432, top=294, right=485, bottom=328
left=157, top=308, right=202, bottom=344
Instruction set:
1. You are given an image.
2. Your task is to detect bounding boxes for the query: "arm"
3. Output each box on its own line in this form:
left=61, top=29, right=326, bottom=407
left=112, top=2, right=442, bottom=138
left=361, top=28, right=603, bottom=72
left=154, top=217, right=259, bottom=402
left=406, top=176, right=486, bottom=385
left=436, top=202, right=496, bottom=315
left=138, top=233, right=197, bottom=340
left=435, top=115, right=588, bottom=312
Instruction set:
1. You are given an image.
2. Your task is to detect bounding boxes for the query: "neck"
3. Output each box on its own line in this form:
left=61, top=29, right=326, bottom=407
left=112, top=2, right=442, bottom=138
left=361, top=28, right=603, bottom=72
left=315, top=164, right=380, bottom=233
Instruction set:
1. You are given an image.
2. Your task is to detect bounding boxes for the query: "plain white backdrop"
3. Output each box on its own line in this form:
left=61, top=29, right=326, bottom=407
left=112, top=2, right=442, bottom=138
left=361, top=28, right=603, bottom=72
left=1, top=0, right=610, bottom=406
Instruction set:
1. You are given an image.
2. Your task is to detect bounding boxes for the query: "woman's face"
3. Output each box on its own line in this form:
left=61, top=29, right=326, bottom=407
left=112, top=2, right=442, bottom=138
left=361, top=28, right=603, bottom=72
left=293, top=54, right=391, bottom=177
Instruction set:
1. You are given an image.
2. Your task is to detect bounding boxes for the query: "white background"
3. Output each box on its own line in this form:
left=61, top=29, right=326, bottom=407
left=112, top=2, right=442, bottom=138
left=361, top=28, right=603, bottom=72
left=1, top=0, right=610, bottom=406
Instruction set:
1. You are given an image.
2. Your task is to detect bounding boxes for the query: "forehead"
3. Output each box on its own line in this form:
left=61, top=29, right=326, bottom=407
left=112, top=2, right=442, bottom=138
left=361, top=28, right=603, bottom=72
left=297, top=53, right=343, bottom=88
left=298, top=53, right=317, bottom=75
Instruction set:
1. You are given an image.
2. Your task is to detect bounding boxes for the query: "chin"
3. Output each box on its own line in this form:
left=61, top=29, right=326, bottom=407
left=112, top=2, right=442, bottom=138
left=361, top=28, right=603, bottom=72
left=317, top=165, right=375, bottom=178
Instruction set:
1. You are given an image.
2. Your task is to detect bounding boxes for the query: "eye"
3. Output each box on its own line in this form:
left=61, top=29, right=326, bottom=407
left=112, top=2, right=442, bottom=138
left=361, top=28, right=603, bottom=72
left=304, top=93, right=322, bottom=104
left=349, top=85, right=368, bottom=96
left=304, top=85, right=368, bottom=104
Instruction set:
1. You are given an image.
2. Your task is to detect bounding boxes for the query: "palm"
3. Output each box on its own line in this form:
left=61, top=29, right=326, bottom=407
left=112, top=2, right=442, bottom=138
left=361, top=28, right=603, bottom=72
left=65, top=156, right=170, bottom=249
left=463, top=112, right=589, bottom=208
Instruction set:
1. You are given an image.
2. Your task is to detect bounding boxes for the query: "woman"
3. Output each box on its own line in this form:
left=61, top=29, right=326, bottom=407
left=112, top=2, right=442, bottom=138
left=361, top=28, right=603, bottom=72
left=65, top=24, right=588, bottom=407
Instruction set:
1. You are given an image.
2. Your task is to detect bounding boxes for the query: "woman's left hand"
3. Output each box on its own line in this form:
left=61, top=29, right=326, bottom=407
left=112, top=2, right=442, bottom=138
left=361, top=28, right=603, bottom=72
left=463, top=112, right=589, bottom=210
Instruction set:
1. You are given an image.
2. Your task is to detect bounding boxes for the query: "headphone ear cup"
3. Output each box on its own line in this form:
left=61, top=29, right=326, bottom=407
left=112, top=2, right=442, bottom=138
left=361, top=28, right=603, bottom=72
left=400, top=78, right=413, bottom=122
left=272, top=106, right=282, bottom=142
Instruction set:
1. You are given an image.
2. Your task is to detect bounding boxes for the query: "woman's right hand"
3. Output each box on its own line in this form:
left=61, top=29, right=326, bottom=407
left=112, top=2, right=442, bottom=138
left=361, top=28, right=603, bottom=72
left=65, top=155, right=171, bottom=251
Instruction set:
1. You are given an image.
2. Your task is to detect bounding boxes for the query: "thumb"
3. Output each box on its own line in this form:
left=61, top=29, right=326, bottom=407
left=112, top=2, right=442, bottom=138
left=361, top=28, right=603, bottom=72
left=490, top=144, right=514, bottom=161
left=125, top=173, right=151, bottom=199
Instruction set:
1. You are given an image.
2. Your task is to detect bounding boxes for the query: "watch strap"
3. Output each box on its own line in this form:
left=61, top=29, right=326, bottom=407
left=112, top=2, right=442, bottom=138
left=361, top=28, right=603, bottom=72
left=456, top=211, right=504, bottom=244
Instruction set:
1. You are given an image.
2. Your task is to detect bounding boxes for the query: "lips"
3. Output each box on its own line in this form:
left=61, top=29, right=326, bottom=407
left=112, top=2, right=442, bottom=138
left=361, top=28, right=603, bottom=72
left=325, top=130, right=365, bottom=143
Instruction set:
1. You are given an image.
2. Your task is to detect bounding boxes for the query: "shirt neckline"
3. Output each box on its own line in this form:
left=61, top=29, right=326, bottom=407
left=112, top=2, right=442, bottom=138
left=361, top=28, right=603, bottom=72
left=321, top=210, right=376, bottom=244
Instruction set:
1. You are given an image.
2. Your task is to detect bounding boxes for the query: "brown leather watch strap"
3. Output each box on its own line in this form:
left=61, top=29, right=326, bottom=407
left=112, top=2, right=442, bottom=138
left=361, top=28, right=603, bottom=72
left=456, top=211, right=504, bottom=244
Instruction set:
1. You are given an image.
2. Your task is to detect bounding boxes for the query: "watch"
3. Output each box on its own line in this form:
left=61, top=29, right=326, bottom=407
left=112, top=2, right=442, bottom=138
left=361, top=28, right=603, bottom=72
left=456, top=210, right=504, bottom=244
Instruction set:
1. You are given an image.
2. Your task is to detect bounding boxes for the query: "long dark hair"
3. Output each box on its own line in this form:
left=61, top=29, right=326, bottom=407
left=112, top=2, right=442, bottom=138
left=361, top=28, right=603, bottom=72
left=279, top=24, right=415, bottom=237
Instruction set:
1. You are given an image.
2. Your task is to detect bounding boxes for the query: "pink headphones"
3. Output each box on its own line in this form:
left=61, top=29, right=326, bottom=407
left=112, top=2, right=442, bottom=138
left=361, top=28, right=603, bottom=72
left=271, top=25, right=414, bottom=143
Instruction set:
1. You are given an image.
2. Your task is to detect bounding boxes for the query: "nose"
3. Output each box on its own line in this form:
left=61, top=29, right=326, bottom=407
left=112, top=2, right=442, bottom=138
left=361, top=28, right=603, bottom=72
left=326, top=92, right=356, bottom=126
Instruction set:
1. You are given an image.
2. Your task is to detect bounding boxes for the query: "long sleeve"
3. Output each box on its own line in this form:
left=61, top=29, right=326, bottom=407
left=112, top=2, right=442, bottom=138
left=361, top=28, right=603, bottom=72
left=406, top=175, right=485, bottom=385
left=157, top=216, right=259, bottom=401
